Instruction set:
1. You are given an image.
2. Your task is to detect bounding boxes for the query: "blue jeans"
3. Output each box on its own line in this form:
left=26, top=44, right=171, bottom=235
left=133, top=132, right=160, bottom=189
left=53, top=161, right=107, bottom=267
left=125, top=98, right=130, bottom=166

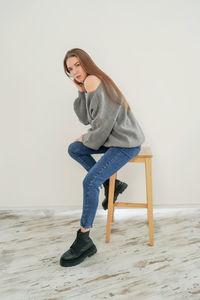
left=68, top=142, right=141, bottom=228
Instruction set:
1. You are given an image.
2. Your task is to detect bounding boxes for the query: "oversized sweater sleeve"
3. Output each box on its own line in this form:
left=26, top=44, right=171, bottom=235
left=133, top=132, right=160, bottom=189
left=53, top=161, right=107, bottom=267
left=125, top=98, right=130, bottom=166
left=82, top=90, right=122, bottom=150
left=73, top=91, right=89, bottom=125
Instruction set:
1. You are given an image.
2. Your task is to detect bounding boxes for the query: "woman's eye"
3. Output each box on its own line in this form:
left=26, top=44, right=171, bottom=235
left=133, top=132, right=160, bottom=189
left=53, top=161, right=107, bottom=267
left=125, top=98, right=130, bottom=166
left=68, top=64, right=80, bottom=72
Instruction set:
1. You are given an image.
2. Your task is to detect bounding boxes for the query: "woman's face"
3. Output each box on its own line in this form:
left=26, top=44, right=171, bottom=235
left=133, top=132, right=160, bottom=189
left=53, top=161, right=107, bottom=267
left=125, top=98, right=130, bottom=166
left=66, top=56, right=87, bottom=83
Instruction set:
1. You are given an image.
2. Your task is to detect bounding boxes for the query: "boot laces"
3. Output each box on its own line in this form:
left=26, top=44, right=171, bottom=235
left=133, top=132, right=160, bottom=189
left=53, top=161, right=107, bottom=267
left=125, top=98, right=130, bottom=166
left=70, top=238, right=78, bottom=250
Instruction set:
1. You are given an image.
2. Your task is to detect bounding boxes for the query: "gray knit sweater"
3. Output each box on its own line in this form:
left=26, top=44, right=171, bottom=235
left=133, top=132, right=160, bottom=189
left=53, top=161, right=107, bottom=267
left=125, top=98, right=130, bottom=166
left=73, top=82, right=145, bottom=150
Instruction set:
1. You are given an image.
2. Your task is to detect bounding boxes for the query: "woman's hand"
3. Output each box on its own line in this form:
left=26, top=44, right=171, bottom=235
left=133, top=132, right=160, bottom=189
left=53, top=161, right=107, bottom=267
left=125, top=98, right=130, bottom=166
left=75, top=135, right=83, bottom=142
left=72, top=78, right=86, bottom=92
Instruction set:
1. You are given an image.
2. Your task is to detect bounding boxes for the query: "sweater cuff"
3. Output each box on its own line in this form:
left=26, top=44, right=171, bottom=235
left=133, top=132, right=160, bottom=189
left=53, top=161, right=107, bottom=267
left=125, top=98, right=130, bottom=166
left=78, top=90, right=86, bottom=97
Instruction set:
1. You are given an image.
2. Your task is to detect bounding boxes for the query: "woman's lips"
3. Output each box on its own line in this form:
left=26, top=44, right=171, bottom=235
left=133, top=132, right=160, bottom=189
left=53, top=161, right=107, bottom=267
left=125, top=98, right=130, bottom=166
left=76, top=75, right=81, bottom=79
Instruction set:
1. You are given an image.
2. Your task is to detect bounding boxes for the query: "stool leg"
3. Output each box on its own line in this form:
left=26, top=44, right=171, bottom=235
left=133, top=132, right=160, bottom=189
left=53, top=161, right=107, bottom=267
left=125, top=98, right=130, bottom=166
left=112, top=174, right=117, bottom=222
left=112, top=205, right=115, bottom=222
left=106, top=173, right=117, bottom=243
left=145, top=158, right=154, bottom=246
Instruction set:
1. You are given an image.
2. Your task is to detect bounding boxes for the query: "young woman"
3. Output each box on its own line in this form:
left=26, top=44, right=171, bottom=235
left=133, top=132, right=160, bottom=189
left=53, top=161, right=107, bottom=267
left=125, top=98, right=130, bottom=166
left=60, top=48, right=145, bottom=267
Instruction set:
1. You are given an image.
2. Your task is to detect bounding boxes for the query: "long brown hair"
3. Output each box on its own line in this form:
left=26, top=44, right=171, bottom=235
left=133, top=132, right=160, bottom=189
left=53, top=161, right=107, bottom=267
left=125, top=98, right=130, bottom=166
left=63, top=48, right=131, bottom=112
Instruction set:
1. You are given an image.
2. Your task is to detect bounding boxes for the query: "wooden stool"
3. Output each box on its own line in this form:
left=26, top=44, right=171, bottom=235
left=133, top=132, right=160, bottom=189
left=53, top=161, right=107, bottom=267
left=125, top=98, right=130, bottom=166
left=105, top=146, right=154, bottom=246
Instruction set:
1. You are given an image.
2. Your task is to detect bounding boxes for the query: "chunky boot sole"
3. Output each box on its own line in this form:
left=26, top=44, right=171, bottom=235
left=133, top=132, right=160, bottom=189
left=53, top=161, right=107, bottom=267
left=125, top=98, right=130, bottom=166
left=102, top=182, right=128, bottom=210
left=60, top=244, right=97, bottom=267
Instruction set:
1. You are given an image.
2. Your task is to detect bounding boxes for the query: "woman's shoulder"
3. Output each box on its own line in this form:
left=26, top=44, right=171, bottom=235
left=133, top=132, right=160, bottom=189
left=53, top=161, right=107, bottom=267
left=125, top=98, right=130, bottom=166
left=84, top=75, right=102, bottom=93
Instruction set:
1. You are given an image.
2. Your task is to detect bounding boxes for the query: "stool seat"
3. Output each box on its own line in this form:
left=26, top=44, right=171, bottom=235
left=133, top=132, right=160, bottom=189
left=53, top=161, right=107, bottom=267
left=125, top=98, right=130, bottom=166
left=106, top=146, right=154, bottom=246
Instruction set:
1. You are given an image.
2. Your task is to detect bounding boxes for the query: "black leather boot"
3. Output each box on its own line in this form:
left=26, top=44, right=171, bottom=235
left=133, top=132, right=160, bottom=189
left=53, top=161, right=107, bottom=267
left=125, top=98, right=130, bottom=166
left=59, top=228, right=97, bottom=267
left=101, top=178, right=128, bottom=210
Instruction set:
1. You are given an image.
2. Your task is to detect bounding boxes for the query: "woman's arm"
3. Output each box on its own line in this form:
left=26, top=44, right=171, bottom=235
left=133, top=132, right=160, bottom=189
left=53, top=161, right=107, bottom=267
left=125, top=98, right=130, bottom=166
left=82, top=92, right=121, bottom=150
left=73, top=91, right=89, bottom=125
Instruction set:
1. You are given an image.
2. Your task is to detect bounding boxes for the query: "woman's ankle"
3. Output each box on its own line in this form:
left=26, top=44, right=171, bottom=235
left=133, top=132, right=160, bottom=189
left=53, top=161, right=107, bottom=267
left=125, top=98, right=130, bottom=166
left=80, top=227, right=91, bottom=233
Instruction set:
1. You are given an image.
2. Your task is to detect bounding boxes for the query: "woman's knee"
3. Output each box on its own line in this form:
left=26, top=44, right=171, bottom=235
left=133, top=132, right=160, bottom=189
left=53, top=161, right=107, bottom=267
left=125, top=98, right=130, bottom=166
left=83, top=174, right=99, bottom=190
left=68, top=141, right=81, bottom=156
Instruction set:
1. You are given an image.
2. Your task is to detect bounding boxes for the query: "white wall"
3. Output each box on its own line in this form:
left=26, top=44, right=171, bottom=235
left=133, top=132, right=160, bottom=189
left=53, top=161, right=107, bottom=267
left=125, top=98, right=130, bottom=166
left=0, top=0, right=199, bottom=209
